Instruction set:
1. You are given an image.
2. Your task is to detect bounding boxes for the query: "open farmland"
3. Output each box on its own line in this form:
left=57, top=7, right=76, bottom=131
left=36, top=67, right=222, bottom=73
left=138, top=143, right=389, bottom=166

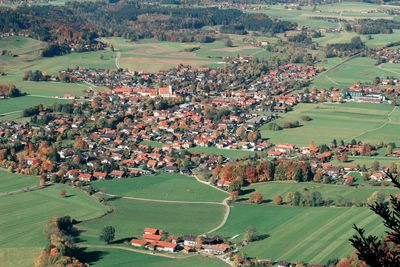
left=0, top=170, right=38, bottom=193
left=218, top=204, right=385, bottom=264
left=0, top=184, right=108, bottom=267
left=242, top=181, right=397, bottom=204
left=0, top=36, right=108, bottom=97
left=312, top=57, right=400, bottom=88
left=78, top=197, right=225, bottom=244
left=0, top=96, right=69, bottom=117
left=246, top=2, right=396, bottom=30
left=332, top=156, right=400, bottom=168
left=102, top=37, right=274, bottom=72
left=261, top=102, right=400, bottom=147
left=92, top=173, right=227, bottom=202
left=81, top=248, right=227, bottom=267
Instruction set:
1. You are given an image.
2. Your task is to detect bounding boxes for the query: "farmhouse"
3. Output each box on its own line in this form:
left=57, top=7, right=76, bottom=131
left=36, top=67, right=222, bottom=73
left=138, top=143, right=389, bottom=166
left=203, top=244, right=231, bottom=255
left=153, top=241, right=177, bottom=252
left=143, top=234, right=162, bottom=242
left=182, top=235, right=197, bottom=247
left=274, top=143, right=296, bottom=153
left=144, top=228, right=159, bottom=235
left=130, top=239, right=147, bottom=247
left=92, top=172, right=107, bottom=180
left=78, top=173, right=92, bottom=182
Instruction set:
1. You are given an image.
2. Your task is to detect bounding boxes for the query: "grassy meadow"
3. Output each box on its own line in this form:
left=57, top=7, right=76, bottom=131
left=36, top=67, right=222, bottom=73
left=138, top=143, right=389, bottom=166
left=0, top=36, right=108, bottom=97
left=0, top=170, right=38, bottom=193
left=102, top=37, right=275, bottom=72
left=218, top=203, right=385, bottom=264
left=141, top=140, right=261, bottom=159
left=78, top=197, right=225, bottom=244
left=81, top=248, right=227, bottom=267
left=0, top=96, right=69, bottom=115
left=261, top=102, right=400, bottom=147
left=246, top=2, right=396, bottom=30
left=0, top=184, right=108, bottom=267
left=188, top=146, right=261, bottom=159
left=91, top=173, right=227, bottom=202
left=313, top=57, right=400, bottom=88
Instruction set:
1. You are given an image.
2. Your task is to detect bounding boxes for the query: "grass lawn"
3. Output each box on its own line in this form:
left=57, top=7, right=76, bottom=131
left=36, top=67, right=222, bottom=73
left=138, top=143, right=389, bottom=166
left=218, top=203, right=385, bottom=264
left=261, top=102, right=400, bottom=147
left=1, top=36, right=108, bottom=98
left=243, top=181, right=397, bottom=204
left=0, top=170, right=38, bottom=193
left=0, top=96, right=69, bottom=115
left=81, top=248, right=228, bottom=267
left=365, top=30, right=400, bottom=47
left=0, top=184, right=108, bottom=267
left=245, top=5, right=338, bottom=30
left=312, top=57, right=400, bottom=88
left=332, top=156, right=400, bottom=168
left=141, top=140, right=260, bottom=159
left=188, top=146, right=261, bottom=159
left=78, top=197, right=224, bottom=244
left=91, top=173, right=227, bottom=202
left=140, top=140, right=164, bottom=148
left=313, top=31, right=359, bottom=47
left=102, top=37, right=274, bottom=72
left=103, top=37, right=222, bottom=72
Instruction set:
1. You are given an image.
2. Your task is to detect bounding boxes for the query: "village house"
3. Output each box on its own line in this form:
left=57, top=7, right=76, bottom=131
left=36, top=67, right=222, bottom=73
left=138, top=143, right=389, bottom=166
left=203, top=244, right=231, bottom=255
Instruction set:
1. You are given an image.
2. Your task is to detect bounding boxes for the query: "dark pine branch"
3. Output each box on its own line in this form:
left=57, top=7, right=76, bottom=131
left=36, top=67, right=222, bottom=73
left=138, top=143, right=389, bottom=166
left=349, top=172, right=400, bottom=266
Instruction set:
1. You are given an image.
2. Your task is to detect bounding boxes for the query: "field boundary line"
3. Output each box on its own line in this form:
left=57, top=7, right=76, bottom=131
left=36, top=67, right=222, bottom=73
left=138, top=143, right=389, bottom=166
left=106, top=193, right=224, bottom=205
left=377, top=63, right=400, bottom=76
left=0, top=110, right=22, bottom=116
left=115, top=50, right=121, bottom=69
left=344, top=106, right=397, bottom=141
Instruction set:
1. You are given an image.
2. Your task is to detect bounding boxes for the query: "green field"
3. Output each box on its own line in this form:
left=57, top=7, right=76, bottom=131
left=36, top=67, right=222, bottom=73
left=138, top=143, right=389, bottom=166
left=313, top=57, right=400, bottom=88
left=246, top=5, right=338, bottom=30
left=243, top=181, right=397, bottom=204
left=102, top=37, right=276, bottom=72
left=0, top=170, right=38, bottom=193
left=0, top=96, right=69, bottom=116
left=261, top=102, right=400, bottom=148
left=218, top=204, right=385, bottom=264
left=0, top=36, right=108, bottom=97
left=0, top=184, right=108, bottom=267
left=78, top=198, right=224, bottom=244
left=82, top=248, right=227, bottom=267
left=188, top=146, right=261, bottom=159
left=246, top=2, right=396, bottom=30
left=333, top=156, right=400, bottom=168
left=140, top=140, right=260, bottom=159
left=92, top=173, right=227, bottom=202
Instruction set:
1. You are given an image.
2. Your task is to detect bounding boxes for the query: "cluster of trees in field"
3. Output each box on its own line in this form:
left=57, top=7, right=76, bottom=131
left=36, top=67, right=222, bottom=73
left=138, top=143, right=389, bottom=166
left=22, top=70, right=51, bottom=81
left=326, top=36, right=365, bottom=57
left=215, top=159, right=315, bottom=188
left=347, top=19, right=400, bottom=35
left=287, top=32, right=312, bottom=44
left=0, top=2, right=293, bottom=50
left=0, top=83, right=24, bottom=98
left=35, top=216, right=87, bottom=267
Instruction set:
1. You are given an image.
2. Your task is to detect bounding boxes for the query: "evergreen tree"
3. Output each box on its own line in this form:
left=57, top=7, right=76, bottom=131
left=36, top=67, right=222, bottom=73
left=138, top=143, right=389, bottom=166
left=350, top=172, right=400, bottom=266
